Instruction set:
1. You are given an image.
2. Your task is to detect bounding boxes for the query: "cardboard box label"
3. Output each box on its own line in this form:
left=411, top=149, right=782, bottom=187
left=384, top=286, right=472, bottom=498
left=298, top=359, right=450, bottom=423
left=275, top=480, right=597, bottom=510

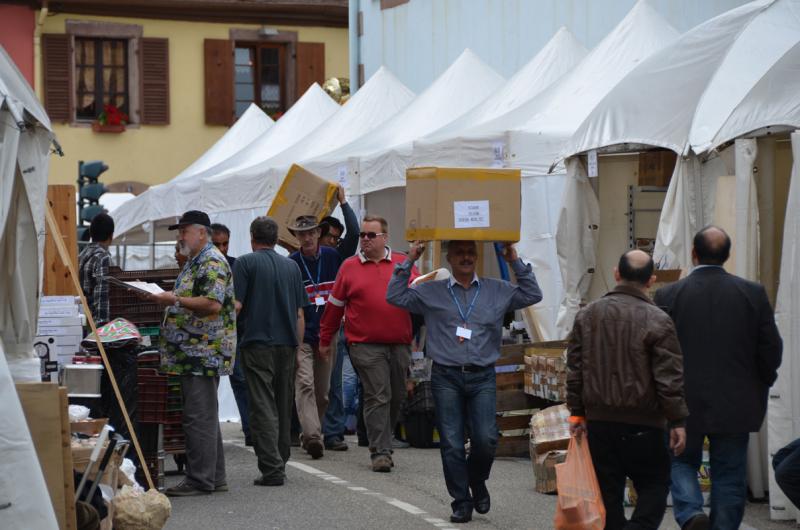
left=454, top=200, right=490, bottom=228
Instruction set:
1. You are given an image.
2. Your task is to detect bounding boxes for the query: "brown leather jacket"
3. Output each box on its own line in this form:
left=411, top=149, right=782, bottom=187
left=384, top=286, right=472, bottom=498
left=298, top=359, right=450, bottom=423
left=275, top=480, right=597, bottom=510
left=566, top=284, right=688, bottom=429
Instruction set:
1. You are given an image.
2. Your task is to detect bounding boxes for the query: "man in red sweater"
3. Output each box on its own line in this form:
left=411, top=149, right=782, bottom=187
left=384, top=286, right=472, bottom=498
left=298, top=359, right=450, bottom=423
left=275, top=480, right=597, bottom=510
left=319, top=214, right=418, bottom=472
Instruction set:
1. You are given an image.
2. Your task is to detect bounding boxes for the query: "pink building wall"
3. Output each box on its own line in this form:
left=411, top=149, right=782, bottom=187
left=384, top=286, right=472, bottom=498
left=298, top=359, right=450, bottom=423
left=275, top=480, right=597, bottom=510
left=0, top=5, right=35, bottom=86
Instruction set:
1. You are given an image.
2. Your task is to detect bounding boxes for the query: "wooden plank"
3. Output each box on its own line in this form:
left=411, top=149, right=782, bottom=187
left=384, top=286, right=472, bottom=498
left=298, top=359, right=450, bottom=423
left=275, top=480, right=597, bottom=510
left=45, top=203, right=154, bottom=490
left=60, top=388, right=78, bottom=530
left=44, top=185, right=78, bottom=296
left=496, top=371, right=524, bottom=389
left=16, top=383, right=68, bottom=529
left=497, top=414, right=532, bottom=431
left=496, top=355, right=524, bottom=367
left=496, top=389, right=537, bottom=411
left=496, top=435, right=530, bottom=458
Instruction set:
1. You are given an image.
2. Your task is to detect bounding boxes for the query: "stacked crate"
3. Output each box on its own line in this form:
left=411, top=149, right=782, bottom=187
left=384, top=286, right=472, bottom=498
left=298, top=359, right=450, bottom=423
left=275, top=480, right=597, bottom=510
left=523, top=341, right=568, bottom=402
left=107, top=268, right=179, bottom=327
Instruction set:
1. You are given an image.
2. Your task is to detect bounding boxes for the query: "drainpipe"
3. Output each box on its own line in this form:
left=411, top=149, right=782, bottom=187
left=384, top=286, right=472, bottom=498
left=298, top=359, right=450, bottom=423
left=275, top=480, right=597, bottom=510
left=33, top=0, right=49, bottom=98
left=348, top=0, right=360, bottom=95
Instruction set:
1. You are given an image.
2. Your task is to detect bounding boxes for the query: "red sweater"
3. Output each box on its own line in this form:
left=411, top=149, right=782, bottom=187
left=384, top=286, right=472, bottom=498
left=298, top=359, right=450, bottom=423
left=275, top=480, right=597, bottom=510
left=319, top=249, right=418, bottom=347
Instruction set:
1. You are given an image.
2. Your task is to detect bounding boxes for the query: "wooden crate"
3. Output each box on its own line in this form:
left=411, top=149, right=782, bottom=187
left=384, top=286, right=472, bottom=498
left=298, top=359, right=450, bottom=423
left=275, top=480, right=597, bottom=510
left=495, top=343, right=550, bottom=457
left=44, top=185, right=78, bottom=296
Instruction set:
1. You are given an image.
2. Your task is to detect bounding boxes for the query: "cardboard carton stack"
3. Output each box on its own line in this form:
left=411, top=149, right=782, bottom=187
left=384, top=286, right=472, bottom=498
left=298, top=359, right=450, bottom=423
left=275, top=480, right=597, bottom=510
left=523, top=341, right=568, bottom=402
left=36, top=296, right=84, bottom=381
left=529, top=404, right=571, bottom=493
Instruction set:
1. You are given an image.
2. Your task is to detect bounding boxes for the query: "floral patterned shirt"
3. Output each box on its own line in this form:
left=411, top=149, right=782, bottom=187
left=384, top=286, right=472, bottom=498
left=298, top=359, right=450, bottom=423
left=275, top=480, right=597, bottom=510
left=160, top=243, right=237, bottom=376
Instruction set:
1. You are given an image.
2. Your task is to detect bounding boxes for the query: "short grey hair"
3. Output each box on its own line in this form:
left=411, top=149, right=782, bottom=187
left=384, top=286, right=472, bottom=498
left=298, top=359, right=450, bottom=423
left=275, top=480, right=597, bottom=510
left=194, top=224, right=212, bottom=238
left=251, top=216, right=278, bottom=246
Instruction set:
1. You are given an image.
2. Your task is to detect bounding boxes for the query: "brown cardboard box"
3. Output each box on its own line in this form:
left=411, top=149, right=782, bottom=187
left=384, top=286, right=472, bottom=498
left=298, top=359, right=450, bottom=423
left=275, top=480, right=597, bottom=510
left=267, top=164, right=339, bottom=250
left=530, top=440, right=567, bottom=494
left=405, top=167, right=521, bottom=242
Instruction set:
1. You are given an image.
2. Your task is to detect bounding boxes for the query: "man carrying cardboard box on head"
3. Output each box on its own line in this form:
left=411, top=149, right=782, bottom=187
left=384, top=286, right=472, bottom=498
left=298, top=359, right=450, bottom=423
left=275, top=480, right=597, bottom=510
left=386, top=239, right=542, bottom=523
left=318, top=215, right=419, bottom=472
left=287, top=185, right=358, bottom=459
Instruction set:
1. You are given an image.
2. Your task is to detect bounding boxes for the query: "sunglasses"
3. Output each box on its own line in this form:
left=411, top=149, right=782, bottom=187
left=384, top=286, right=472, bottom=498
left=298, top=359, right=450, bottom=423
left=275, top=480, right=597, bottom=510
left=359, top=231, right=386, bottom=240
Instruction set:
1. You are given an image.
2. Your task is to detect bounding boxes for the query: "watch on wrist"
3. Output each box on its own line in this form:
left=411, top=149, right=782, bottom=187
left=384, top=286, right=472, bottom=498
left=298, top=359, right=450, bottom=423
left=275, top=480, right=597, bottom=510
left=174, top=296, right=181, bottom=308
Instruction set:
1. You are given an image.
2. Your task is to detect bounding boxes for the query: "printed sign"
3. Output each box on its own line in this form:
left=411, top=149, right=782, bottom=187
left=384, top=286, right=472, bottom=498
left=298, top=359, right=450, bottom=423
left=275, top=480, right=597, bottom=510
left=588, top=149, right=598, bottom=177
left=454, top=200, right=490, bottom=228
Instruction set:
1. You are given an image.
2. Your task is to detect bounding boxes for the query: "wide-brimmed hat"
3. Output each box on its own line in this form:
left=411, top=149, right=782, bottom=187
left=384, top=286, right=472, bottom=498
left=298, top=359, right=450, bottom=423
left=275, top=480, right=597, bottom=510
left=288, top=215, right=319, bottom=234
left=168, top=210, right=211, bottom=230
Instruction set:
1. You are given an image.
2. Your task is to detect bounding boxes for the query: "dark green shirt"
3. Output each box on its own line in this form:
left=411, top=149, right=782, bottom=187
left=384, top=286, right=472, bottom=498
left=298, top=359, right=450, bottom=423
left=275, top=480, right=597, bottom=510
left=234, top=248, right=309, bottom=348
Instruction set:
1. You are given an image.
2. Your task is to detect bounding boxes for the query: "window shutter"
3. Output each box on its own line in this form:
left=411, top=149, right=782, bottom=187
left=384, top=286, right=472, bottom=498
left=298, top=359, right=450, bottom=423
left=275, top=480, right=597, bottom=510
left=140, top=37, right=170, bottom=125
left=42, top=34, right=72, bottom=123
left=296, top=42, right=325, bottom=99
left=204, top=39, right=234, bottom=126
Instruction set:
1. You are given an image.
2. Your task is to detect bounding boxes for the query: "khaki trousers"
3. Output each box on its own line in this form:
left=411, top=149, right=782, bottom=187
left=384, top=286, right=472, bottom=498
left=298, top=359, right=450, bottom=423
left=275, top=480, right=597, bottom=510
left=295, top=342, right=333, bottom=445
left=348, top=343, right=411, bottom=456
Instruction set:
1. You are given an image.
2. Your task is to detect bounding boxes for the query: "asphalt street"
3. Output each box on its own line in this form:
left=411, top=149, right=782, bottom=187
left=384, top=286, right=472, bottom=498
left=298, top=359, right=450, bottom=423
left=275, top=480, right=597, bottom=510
left=161, top=424, right=793, bottom=530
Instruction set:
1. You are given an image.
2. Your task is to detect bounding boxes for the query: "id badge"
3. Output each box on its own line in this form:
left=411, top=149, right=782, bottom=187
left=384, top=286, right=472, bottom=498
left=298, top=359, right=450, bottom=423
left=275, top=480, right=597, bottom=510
left=315, top=296, right=326, bottom=306
left=456, top=326, right=472, bottom=341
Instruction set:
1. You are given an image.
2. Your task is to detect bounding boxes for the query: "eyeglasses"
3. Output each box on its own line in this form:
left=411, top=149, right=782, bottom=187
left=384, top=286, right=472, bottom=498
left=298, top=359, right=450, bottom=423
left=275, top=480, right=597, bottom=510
left=359, top=231, right=386, bottom=240
left=326, top=235, right=342, bottom=244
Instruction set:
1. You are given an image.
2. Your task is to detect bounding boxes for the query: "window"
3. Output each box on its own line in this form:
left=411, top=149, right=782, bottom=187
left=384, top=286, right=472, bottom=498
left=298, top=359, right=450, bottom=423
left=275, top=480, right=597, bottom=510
left=75, top=37, right=129, bottom=121
left=234, top=44, right=285, bottom=118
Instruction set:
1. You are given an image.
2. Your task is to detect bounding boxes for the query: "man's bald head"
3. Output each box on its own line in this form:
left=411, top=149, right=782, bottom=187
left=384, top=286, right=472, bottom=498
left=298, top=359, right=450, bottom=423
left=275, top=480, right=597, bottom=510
left=693, top=226, right=731, bottom=266
left=617, top=249, right=655, bottom=286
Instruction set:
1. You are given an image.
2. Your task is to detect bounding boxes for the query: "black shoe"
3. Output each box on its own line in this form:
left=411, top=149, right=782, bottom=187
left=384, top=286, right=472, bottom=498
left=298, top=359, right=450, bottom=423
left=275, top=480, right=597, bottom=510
left=325, top=439, right=349, bottom=451
left=306, top=439, right=324, bottom=459
left=471, top=483, right=490, bottom=515
left=450, top=505, right=473, bottom=524
left=253, top=476, right=284, bottom=487
left=682, top=513, right=710, bottom=530
left=357, top=438, right=369, bottom=447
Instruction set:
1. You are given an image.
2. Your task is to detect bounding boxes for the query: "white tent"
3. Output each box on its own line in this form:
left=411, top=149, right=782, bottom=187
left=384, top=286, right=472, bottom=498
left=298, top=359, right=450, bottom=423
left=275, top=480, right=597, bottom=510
left=337, top=48, right=505, bottom=196
left=412, top=26, right=587, bottom=166
left=0, top=45, right=60, bottom=529
left=410, top=2, right=678, bottom=340
left=198, top=67, right=416, bottom=257
left=556, top=0, right=800, bottom=515
left=112, top=103, right=273, bottom=243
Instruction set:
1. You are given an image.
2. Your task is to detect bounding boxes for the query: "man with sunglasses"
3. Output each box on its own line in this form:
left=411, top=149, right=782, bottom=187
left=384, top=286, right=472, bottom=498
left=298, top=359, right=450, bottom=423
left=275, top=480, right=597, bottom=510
left=319, top=215, right=419, bottom=472
left=287, top=185, right=357, bottom=459
left=387, top=239, right=542, bottom=523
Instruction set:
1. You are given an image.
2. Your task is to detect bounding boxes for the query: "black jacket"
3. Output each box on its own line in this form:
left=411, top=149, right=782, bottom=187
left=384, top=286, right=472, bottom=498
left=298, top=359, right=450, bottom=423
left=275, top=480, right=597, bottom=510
left=654, top=266, right=782, bottom=433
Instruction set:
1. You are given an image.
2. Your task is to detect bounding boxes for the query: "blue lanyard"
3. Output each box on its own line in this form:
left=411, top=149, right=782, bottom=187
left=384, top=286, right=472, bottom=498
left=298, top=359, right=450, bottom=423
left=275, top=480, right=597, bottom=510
left=175, top=243, right=213, bottom=289
left=447, top=282, right=481, bottom=325
left=299, top=251, right=322, bottom=294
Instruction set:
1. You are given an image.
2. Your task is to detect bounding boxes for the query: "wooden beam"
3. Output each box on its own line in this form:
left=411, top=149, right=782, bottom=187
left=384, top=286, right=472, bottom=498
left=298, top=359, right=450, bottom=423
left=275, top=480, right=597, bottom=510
left=44, top=185, right=78, bottom=296
left=45, top=202, right=155, bottom=490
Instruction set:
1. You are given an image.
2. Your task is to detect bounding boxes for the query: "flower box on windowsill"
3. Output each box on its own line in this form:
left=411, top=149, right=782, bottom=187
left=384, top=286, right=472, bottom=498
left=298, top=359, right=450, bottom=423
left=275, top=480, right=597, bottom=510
left=91, top=122, right=126, bottom=133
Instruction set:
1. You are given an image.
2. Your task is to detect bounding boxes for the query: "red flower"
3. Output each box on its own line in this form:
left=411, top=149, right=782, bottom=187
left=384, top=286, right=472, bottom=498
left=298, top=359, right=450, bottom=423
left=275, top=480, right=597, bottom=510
left=98, top=104, right=129, bottom=126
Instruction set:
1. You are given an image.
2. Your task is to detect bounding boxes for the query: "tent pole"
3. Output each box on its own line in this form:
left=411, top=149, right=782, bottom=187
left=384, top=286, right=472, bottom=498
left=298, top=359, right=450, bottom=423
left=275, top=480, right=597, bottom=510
left=149, top=223, right=155, bottom=269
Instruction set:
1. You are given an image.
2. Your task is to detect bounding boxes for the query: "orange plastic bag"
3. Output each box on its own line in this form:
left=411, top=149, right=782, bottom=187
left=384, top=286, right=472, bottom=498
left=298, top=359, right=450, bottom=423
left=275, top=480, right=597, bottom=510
left=553, top=434, right=606, bottom=530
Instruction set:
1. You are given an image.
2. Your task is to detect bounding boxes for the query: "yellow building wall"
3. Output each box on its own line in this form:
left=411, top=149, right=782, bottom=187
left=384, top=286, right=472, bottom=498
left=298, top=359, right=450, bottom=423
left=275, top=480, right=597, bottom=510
left=38, top=13, right=348, bottom=187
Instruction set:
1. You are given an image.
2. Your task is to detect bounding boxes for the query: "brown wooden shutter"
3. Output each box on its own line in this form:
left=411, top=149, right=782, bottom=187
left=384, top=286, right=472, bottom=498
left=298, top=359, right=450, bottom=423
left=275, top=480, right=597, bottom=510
left=140, top=38, right=170, bottom=124
left=42, top=34, right=72, bottom=123
left=204, top=39, right=234, bottom=125
left=296, top=42, right=325, bottom=99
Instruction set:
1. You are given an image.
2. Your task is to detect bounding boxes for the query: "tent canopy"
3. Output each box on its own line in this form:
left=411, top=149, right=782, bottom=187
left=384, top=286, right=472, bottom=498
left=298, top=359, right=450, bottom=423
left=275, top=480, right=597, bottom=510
left=316, top=48, right=506, bottom=195
left=200, top=66, right=416, bottom=214
left=112, top=103, right=273, bottom=242
left=559, top=0, right=800, bottom=161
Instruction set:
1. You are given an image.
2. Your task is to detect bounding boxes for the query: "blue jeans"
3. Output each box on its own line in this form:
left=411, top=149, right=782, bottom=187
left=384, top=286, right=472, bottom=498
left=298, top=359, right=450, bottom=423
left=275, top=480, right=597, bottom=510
left=229, top=349, right=250, bottom=438
left=322, top=328, right=348, bottom=444
left=773, top=438, right=800, bottom=509
left=671, top=431, right=749, bottom=529
left=431, top=363, right=498, bottom=511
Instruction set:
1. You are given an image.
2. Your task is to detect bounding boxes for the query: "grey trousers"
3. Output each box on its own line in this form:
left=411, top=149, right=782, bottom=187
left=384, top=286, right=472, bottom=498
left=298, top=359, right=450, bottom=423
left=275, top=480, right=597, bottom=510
left=240, top=344, right=296, bottom=480
left=295, top=342, right=333, bottom=446
left=348, top=343, right=411, bottom=456
left=180, top=375, right=226, bottom=491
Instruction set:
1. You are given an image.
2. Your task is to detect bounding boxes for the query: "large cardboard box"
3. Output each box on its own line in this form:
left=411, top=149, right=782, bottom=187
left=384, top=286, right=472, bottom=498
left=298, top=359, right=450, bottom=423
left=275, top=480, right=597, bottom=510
left=267, top=164, right=339, bottom=250
left=405, top=167, right=521, bottom=242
